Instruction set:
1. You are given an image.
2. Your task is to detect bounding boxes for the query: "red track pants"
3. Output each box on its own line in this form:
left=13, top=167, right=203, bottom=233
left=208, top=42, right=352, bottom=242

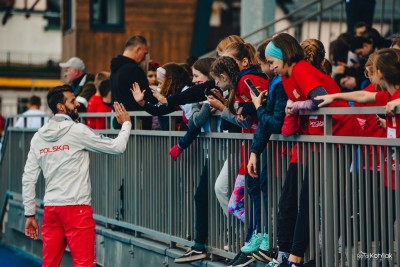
left=42, top=205, right=96, bottom=267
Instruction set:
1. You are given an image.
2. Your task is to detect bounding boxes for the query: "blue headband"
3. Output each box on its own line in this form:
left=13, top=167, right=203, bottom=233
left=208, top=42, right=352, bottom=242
left=265, top=41, right=283, bottom=60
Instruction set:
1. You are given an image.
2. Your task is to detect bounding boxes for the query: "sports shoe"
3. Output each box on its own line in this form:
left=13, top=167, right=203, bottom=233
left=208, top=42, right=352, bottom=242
left=241, top=230, right=263, bottom=253
left=228, top=252, right=254, bottom=267
left=169, top=144, right=182, bottom=161
left=253, top=246, right=279, bottom=263
left=265, top=261, right=281, bottom=267
left=174, top=246, right=207, bottom=263
left=226, top=252, right=242, bottom=266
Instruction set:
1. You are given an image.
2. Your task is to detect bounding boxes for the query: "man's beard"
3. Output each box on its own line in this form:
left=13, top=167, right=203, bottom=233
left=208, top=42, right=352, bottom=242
left=66, top=106, right=79, bottom=121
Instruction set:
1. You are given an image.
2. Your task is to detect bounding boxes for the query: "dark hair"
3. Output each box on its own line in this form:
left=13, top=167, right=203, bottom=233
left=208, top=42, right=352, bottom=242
left=301, top=39, right=326, bottom=74
left=179, top=63, right=192, bottom=78
left=47, top=85, right=73, bottom=114
left=210, top=56, right=240, bottom=114
left=125, top=35, right=147, bottom=48
left=192, top=57, right=215, bottom=79
left=160, top=63, right=192, bottom=97
left=28, top=95, right=41, bottom=106
left=99, top=79, right=111, bottom=97
left=375, top=48, right=400, bottom=85
left=148, top=61, right=160, bottom=72
left=350, top=36, right=372, bottom=52
left=354, top=21, right=371, bottom=34
left=271, top=33, right=304, bottom=65
left=186, top=55, right=199, bottom=67
left=323, top=58, right=332, bottom=76
left=256, top=39, right=272, bottom=63
left=329, top=38, right=350, bottom=65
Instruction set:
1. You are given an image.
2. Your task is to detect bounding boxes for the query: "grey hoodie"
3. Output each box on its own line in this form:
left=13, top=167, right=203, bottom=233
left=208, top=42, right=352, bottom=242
left=22, top=116, right=132, bottom=216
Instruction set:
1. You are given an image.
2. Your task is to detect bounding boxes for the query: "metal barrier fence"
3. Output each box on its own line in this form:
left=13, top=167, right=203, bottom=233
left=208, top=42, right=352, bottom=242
left=1, top=108, right=400, bottom=267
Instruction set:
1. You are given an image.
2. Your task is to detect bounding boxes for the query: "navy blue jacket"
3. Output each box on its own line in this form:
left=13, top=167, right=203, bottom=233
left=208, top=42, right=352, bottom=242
left=250, top=76, right=287, bottom=155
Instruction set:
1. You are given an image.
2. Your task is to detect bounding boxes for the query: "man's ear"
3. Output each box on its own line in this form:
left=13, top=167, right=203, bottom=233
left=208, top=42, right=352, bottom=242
left=56, top=103, right=64, bottom=113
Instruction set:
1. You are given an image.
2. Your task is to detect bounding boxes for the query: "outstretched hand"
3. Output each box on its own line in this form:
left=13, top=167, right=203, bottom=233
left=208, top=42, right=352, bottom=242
left=315, top=95, right=334, bottom=108
left=114, top=102, right=131, bottom=124
left=130, top=82, right=145, bottom=106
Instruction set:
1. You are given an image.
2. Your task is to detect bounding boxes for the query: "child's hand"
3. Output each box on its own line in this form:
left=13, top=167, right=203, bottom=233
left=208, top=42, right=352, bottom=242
left=130, top=82, right=145, bottom=106
left=385, top=99, right=400, bottom=117
left=207, top=95, right=225, bottom=112
left=250, top=90, right=267, bottom=109
left=153, top=90, right=167, bottom=104
left=315, top=95, right=334, bottom=107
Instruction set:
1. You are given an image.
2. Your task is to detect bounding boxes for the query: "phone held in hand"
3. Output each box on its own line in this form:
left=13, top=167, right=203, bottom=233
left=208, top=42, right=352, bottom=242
left=244, top=78, right=260, bottom=97
left=204, top=87, right=223, bottom=98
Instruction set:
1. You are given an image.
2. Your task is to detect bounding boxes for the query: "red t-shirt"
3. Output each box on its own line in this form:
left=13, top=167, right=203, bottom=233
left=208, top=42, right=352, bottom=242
left=86, top=95, right=112, bottom=129
left=235, top=74, right=268, bottom=134
left=355, top=84, right=387, bottom=171
left=376, top=89, right=400, bottom=189
left=282, top=60, right=362, bottom=137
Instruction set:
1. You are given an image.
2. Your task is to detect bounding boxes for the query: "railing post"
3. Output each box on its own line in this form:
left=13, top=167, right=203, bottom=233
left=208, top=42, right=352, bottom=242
left=317, top=0, right=323, bottom=40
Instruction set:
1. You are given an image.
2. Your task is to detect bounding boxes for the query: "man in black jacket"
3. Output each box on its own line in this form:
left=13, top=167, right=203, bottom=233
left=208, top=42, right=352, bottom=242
left=110, top=35, right=157, bottom=128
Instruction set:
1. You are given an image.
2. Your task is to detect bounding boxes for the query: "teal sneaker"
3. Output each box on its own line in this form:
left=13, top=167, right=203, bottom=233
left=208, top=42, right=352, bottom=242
left=259, top=233, right=269, bottom=251
left=241, top=230, right=263, bottom=253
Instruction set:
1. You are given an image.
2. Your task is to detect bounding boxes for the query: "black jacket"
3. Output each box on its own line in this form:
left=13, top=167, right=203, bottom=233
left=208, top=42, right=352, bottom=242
left=110, top=55, right=157, bottom=111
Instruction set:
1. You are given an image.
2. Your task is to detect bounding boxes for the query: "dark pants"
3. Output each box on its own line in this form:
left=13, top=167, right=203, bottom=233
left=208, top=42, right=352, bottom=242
left=245, top=153, right=265, bottom=241
left=194, top=161, right=208, bottom=245
left=277, top=163, right=310, bottom=257
left=277, top=163, right=299, bottom=252
left=178, top=126, right=202, bottom=150
left=345, top=0, right=376, bottom=34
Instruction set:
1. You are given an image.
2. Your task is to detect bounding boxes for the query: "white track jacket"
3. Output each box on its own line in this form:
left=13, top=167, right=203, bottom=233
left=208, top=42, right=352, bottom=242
left=22, top=116, right=132, bottom=216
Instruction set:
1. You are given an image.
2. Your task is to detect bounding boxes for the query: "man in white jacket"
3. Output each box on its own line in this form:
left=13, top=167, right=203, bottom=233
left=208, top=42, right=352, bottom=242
left=22, top=84, right=132, bottom=267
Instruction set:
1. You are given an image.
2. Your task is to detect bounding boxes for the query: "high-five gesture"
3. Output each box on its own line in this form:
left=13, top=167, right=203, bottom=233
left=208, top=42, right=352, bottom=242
left=113, top=102, right=131, bottom=124
left=130, top=82, right=145, bottom=106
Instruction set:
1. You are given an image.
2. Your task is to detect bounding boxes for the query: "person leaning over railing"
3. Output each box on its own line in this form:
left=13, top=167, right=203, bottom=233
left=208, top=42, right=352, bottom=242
left=22, top=84, right=132, bottom=267
left=246, top=39, right=288, bottom=264
left=207, top=53, right=268, bottom=266
left=316, top=47, right=400, bottom=218
left=258, top=33, right=362, bottom=267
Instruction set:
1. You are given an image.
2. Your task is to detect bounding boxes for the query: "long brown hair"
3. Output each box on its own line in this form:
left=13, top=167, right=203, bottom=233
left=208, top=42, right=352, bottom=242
left=210, top=56, right=240, bottom=114
left=159, top=63, right=191, bottom=96
left=192, top=57, right=216, bottom=79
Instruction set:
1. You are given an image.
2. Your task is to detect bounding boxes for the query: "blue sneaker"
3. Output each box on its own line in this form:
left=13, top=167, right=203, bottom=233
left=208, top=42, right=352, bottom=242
left=241, top=230, right=263, bottom=253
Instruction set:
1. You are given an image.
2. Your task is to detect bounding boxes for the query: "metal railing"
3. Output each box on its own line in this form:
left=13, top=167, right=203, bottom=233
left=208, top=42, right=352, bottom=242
left=1, top=108, right=400, bottom=266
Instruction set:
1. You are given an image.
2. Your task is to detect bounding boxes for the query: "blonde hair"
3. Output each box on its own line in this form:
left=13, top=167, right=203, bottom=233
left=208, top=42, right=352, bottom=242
left=216, top=35, right=245, bottom=55
left=94, top=71, right=110, bottom=90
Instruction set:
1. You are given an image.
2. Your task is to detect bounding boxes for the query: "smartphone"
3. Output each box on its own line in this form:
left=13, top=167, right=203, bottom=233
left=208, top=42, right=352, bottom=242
left=244, top=78, right=260, bottom=97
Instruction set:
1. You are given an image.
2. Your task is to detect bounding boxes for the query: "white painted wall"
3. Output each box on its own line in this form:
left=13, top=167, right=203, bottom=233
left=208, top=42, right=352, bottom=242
left=0, top=0, right=61, bottom=64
